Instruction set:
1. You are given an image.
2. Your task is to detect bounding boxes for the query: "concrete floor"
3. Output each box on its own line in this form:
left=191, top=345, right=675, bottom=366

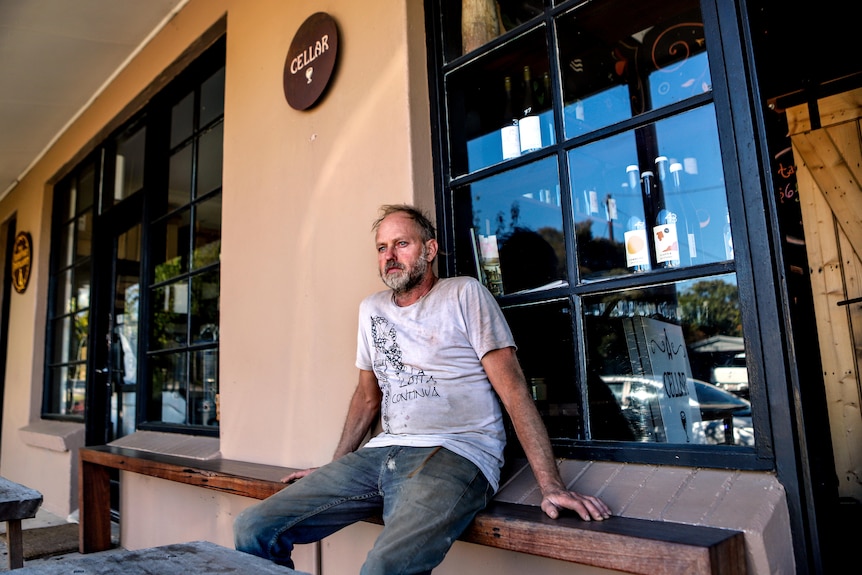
left=0, top=509, right=121, bottom=571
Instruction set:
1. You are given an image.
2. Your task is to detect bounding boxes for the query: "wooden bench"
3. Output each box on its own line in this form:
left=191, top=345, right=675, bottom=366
left=1, top=476, right=44, bottom=570
left=79, top=445, right=747, bottom=575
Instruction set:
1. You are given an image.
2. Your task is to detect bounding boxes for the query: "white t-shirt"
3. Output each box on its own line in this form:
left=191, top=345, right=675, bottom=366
left=355, top=276, right=516, bottom=492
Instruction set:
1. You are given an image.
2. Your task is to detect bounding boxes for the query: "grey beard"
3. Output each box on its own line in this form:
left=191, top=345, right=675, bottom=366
left=382, top=253, right=428, bottom=293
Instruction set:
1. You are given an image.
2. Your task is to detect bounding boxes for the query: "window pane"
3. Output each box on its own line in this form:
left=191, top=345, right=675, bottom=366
left=196, top=122, right=224, bottom=197
left=192, top=195, right=221, bottom=270
left=453, top=157, right=567, bottom=296
left=440, top=0, right=545, bottom=62
left=583, top=275, right=753, bottom=447
left=445, top=27, right=552, bottom=177
left=53, top=269, right=73, bottom=316
left=191, top=348, right=219, bottom=426
left=503, top=300, right=581, bottom=443
left=152, top=352, right=189, bottom=424
left=169, top=143, right=193, bottom=211
left=78, top=164, right=95, bottom=211
left=200, top=67, right=225, bottom=127
left=56, top=180, right=74, bottom=221
left=74, top=261, right=91, bottom=311
left=47, top=365, right=84, bottom=416
left=51, top=316, right=73, bottom=364
left=568, top=105, right=728, bottom=281
left=190, top=269, right=219, bottom=343
left=151, top=280, right=189, bottom=350
left=76, top=211, right=92, bottom=261
left=114, top=125, right=146, bottom=202
left=56, top=222, right=74, bottom=269
left=153, top=209, right=191, bottom=281
left=558, top=0, right=709, bottom=138
left=171, top=91, right=194, bottom=149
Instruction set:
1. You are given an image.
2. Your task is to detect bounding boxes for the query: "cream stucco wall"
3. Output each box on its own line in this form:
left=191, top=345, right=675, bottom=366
left=0, top=0, right=797, bottom=573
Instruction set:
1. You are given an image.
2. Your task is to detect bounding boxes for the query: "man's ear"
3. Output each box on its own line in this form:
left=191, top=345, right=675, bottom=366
left=426, top=239, right=439, bottom=262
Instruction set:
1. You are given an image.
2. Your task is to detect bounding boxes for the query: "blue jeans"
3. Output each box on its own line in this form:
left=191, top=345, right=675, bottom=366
left=234, top=446, right=492, bottom=575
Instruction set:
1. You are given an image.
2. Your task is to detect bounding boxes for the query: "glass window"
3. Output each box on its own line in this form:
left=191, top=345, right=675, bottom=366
left=43, top=38, right=225, bottom=436
left=569, top=105, right=729, bottom=280
left=147, top=61, right=224, bottom=430
left=43, top=163, right=96, bottom=419
left=453, top=157, right=566, bottom=296
left=445, top=27, right=552, bottom=177
left=428, top=0, right=755, bottom=464
left=556, top=0, right=710, bottom=138
left=441, top=0, right=546, bottom=63
left=583, top=277, right=752, bottom=447
left=113, top=124, right=146, bottom=203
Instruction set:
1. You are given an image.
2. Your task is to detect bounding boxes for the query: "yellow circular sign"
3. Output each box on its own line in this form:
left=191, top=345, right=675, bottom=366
left=12, top=231, right=32, bottom=293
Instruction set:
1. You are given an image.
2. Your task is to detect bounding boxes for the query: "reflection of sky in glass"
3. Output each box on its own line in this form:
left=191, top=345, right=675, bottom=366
left=568, top=104, right=729, bottom=276
left=464, top=157, right=562, bottom=238
left=649, top=51, right=711, bottom=108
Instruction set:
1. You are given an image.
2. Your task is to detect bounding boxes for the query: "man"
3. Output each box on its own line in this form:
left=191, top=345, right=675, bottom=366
left=234, top=204, right=611, bottom=574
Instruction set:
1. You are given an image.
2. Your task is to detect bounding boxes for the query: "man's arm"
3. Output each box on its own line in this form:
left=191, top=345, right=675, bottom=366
left=332, top=369, right=382, bottom=458
left=482, top=347, right=611, bottom=521
left=281, top=369, right=382, bottom=483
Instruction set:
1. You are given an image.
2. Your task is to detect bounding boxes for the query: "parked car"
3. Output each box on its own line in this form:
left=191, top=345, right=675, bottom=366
left=711, top=352, right=749, bottom=398
left=599, top=374, right=753, bottom=446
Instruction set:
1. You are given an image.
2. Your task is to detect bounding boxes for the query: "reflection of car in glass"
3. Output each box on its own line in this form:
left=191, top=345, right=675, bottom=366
left=599, top=375, right=753, bottom=446
left=711, top=353, right=749, bottom=398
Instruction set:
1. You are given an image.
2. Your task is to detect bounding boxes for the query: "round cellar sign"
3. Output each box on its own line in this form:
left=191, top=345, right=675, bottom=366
left=11, top=231, right=32, bottom=294
left=283, top=12, right=339, bottom=110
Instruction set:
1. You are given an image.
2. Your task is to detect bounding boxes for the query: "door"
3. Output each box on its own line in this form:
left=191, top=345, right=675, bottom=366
left=787, top=88, right=862, bottom=506
left=87, top=196, right=143, bottom=445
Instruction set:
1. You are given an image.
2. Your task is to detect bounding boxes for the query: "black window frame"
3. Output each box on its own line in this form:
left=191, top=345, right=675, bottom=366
left=424, top=0, right=776, bottom=470
left=42, top=36, right=226, bottom=439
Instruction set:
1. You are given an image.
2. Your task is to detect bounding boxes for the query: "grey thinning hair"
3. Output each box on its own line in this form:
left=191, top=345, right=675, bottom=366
left=372, top=204, right=437, bottom=242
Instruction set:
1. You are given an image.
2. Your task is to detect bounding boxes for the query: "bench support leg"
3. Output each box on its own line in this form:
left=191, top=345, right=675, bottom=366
left=79, top=459, right=113, bottom=553
left=6, top=519, right=23, bottom=569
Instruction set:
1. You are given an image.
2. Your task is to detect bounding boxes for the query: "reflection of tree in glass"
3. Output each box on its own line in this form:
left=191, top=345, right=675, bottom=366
left=499, top=227, right=557, bottom=293
left=678, top=280, right=742, bottom=341
left=152, top=258, right=183, bottom=349
left=574, top=219, right=626, bottom=277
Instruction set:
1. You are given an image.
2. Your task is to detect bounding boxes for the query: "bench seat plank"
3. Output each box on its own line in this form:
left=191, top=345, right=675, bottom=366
left=79, top=446, right=746, bottom=574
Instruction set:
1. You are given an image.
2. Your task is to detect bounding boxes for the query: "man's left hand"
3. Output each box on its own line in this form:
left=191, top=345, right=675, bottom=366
left=541, top=489, right=612, bottom=521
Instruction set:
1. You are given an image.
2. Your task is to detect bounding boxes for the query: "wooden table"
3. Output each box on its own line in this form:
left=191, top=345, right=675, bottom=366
left=0, top=477, right=43, bottom=570
left=11, top=540, right=310, bottom=574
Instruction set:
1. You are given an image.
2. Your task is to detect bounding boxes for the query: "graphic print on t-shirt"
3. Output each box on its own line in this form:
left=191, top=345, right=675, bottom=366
left=370, top=315, right=440, bottom=433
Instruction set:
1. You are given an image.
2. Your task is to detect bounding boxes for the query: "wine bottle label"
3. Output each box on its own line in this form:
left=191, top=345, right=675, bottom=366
left=479, top=234, right=504, bottom=295
left=501, top=124, right=521, bottom=159
left=519, top=115, right=542, bottom=152
left=625, top=227, right=650, bottom=268
left=653, top=222, right=680, bottom=264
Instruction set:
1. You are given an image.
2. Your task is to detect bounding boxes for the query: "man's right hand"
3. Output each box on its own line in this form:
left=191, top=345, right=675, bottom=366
left=280, top=468, right=318, bottom=483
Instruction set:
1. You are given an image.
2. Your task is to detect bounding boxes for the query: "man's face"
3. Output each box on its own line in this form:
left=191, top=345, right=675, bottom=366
left=375, top=212, right=435, bottom=293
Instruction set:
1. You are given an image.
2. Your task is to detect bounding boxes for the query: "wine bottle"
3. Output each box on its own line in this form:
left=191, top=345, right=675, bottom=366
left=519, top=66, right=542, bottom=153
left=501, top=76, right=521, bottom=160
left=670, top=161, right=700, bottom=264
left=624, top=215, right=650, bottom=273
left=626, top=164, right=640, bottom=193
left=650, top=159, right=681, bottom=268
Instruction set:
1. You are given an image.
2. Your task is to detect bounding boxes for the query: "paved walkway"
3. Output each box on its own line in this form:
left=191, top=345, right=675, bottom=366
left=0, top=509, right=119, bottom=571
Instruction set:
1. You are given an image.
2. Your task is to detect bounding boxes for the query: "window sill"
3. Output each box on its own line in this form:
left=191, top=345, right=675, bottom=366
left=20, top=420, right=85, bottom=452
